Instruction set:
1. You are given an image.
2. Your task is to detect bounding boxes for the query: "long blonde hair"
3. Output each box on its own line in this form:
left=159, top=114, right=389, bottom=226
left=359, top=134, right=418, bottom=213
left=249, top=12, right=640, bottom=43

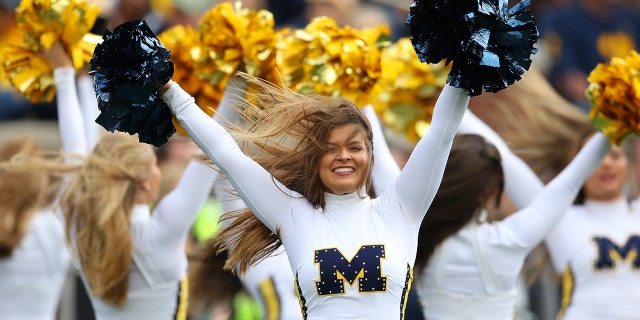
left=210, top=73, right=375, bottom=275
left=0, top=136, right=74, bottom=257
left=61, top=132, right=154, bottom=306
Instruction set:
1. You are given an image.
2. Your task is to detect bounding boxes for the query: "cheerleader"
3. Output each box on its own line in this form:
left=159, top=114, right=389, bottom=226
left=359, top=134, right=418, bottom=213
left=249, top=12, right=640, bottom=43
left=413, top=124, right=610, bottom=320
left=461, top=68, right=640, bottom=320
left=155, top=70, right=468, bottom=319
left=0, top=41, right=87, bottom=319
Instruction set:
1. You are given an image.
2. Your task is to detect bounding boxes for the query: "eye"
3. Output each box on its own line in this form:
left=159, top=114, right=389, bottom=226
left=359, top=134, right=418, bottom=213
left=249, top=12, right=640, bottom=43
left=350, top=146, right=363, bottom=152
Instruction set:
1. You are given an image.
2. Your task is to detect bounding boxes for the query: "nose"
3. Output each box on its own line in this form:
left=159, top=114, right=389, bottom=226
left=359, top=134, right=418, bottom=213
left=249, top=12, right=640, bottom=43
left=337, top=148, right=351, bottom=161
left=600, top=154, right=614, bottom=167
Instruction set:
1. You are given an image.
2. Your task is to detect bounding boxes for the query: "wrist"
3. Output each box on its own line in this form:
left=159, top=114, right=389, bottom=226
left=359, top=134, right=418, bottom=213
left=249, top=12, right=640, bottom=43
left=158, top=80, right=174, bottom=96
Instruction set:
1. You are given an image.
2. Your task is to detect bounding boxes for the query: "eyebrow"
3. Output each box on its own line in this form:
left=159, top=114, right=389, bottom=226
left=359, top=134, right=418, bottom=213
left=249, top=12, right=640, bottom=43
left=325, top=140, right=365, bottom=147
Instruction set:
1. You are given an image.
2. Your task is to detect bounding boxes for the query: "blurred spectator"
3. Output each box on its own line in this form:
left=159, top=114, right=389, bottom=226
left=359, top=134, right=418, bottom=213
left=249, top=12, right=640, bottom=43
left=362, top=0, right=410, bottom=41
left=538, top=0, right=640, bottom=112
left=266, top=0, right=306, bottom=28
left=106, top=0, right=166, bottom=33
left=346, top=2, right=393, bottom=29
left=305, top=0, right=359, bottom=26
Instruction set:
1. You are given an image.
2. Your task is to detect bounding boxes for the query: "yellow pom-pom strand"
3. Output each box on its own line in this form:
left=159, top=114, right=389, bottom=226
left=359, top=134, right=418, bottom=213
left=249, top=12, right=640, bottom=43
left=159, top=25, right=219, bottom=136
left=369, top=37, right=450, bottom=142
left=1, top=44, right=56, bottom=103
left=275, top=16, right=391, bottom=108
left=586, top=50, right=640, bottom=145
left=16, top=0, right=101, bottom=66
left=3, top=0, right=101, bottom=102
left=197, top=1, right=280, bottom=85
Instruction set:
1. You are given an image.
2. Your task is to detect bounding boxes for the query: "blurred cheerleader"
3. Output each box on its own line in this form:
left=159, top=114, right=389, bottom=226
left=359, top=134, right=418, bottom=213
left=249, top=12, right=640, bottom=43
left=0, top=41, right=88, bottom=319
left=413, top=129, right=609, bottom=319
left=455, top=67, right=640, bottom=319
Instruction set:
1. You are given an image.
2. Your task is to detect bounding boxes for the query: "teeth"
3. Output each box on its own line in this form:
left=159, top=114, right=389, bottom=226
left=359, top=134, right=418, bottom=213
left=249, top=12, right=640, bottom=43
left=334, top=167, right=354, bottom=173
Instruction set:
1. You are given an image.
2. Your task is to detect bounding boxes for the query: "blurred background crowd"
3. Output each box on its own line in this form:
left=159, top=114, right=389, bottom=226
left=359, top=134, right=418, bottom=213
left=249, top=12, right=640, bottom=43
left=2, top=0, right=640, bottom=319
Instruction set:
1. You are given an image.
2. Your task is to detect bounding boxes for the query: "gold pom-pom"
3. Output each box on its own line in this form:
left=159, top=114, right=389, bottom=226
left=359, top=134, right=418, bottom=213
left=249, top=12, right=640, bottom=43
left=276, top=16, right=390, bottom=107
left=1, top=44, right=56, bottom=103
left=369, top=37, right=450, bottom=141
left=159, top=25, right=219, bottom=136
left=197, top=1, right=280, bottom=84
left=2, top=0, right=101, bottom=102
left=586, top=50, right=640, bottom=145
left=17, top=0, right=101, bottom=67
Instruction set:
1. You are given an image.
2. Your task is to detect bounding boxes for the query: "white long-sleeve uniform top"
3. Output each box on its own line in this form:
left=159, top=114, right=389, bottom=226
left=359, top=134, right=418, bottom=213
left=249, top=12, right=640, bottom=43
left=415, top=110, right=611, bottom=320
left=80, top=159, right=216, bottom=320
left=0, top=67, right=88, bottom=320
left=460, top=110, right=640, bottom=319
left=163, top=83, right=469, bottom=319
left=0, top=211, right=70, bottom=320
left=210, top=101, right=405, bottom=320
left=545, top=198, right=640, bottom=320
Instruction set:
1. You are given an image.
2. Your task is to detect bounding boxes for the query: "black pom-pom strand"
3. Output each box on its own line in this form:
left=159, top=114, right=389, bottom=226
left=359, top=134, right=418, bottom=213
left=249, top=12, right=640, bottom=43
left=90, top=19, right=175, bottom=147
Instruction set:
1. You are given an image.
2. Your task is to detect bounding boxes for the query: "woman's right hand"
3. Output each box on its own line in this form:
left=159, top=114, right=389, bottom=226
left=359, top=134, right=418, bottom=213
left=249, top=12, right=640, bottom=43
left=39, top=41, right=73, bottom=69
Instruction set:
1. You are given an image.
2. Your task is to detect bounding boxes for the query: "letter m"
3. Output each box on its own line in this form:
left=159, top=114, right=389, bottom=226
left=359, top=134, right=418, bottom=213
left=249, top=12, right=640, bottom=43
left=593, top=235, right=640, bottom=269
left=314, top=245, right=387, bottom=295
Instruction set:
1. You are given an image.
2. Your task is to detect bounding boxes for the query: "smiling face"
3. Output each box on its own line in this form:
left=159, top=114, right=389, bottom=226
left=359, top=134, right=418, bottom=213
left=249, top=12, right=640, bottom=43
left=583, top=144, right=628, bottom=201
left=319, top=124, right=371, bottom=195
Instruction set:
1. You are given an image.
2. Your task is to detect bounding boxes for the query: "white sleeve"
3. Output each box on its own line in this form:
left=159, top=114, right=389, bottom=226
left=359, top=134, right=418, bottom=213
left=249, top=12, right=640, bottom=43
left=53, top=67, right=88, bottom=157
left=76, top=74, right=104, bottom=149
left=395, top=85, right=469, bottom=224
left=162, top=83, right=296, bottom=234
left=146, top=82, right=242, bottom=249
left=493, top=133, right=610, bottom=249
left=149, top=160, right=217, bottom=248
left=543, top=212, right=574, bottom=273
left=362, top=104, right=401, bottom=196
left=459, top=109, right=544, bottom=208
left=215, top=76, right=247, bottom=126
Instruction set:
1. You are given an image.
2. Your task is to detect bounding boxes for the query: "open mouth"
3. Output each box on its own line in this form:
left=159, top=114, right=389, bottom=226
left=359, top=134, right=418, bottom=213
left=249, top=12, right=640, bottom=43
left=333, top=167, right=354, bottom=174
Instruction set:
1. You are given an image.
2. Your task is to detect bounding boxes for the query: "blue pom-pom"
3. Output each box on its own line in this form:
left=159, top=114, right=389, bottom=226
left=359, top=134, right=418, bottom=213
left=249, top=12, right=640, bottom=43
left=90, top=19, right=175, bottom=147
left=407, top=0, right=539, bottom=96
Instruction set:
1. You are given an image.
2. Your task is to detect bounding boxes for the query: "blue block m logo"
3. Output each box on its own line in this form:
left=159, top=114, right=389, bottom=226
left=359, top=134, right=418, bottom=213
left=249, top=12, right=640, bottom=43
left=593, top=235, right=640, bottom=269
left=314, top=245, right=387, bottom=295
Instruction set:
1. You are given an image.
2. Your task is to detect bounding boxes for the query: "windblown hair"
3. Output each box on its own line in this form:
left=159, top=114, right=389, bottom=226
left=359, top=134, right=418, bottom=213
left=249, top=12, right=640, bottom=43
left=469, top=66, right=594, bottom=183
left=415, top=134, right=504, bottom=273
left=210, top=73, right=375, bottom=275
left=61, top=132, right=154, bottom=306
left=0, top=137, right=74, bottom=257
left=186, top=238, right=244, bottom=316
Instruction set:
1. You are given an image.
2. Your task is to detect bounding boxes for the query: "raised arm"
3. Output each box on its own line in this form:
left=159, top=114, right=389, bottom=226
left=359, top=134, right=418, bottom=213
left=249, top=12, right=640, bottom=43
left=76, top=72, right=104, bottom=149
left=161, top=81, right=294, bottom=234
left=362, top=105, right=401, bottom=196
left=459, top=109, right=544, bottom=208
left=395, top=85, right=469, bottom=223
left=495, top=133, right=610, bottom=248
left=42, top=42, right=88, bottom=157
left=148, top=82, right=245, bottom=246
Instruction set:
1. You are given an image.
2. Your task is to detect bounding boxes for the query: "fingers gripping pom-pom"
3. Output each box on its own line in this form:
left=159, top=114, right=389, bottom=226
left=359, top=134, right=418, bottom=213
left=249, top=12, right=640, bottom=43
left=90, top=19, right=175, bottom=147
left=407, top=0, right=539, bottom=96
